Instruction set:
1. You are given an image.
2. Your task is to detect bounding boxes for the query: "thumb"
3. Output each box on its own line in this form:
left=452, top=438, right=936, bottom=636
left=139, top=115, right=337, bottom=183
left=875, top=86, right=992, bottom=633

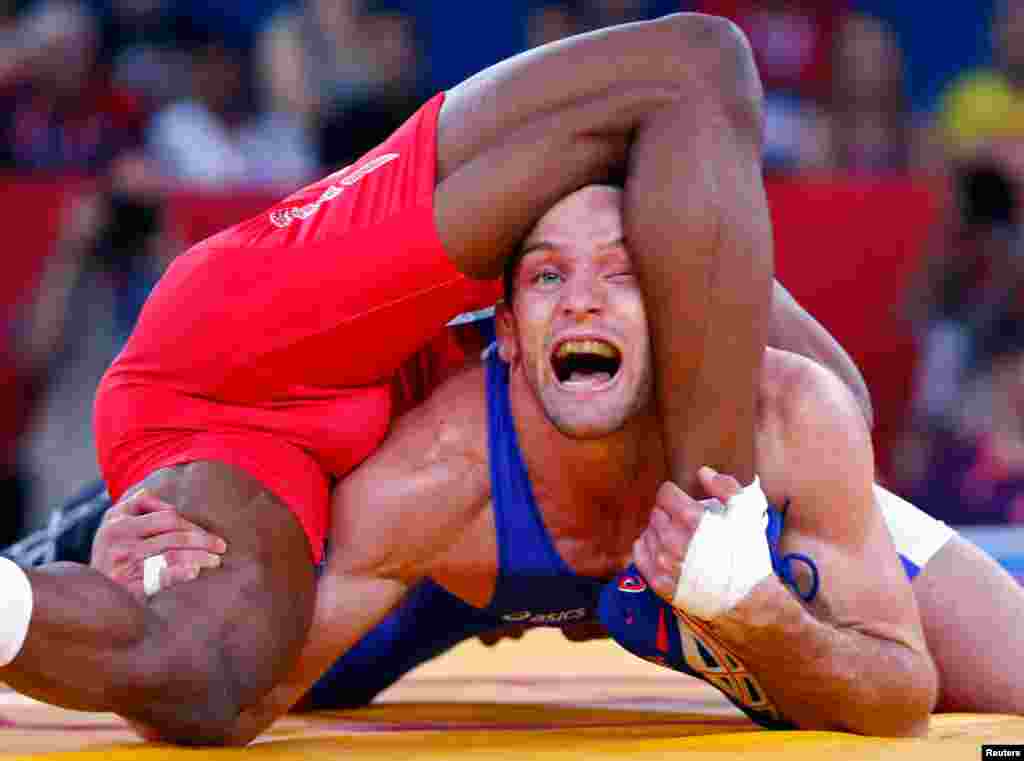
left=697, top=466, right=743, bottom=503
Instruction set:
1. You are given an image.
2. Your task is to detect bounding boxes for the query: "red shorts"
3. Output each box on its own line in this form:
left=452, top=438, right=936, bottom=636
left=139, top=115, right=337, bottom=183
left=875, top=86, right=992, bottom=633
left=94, top=92, right=501, bottom=562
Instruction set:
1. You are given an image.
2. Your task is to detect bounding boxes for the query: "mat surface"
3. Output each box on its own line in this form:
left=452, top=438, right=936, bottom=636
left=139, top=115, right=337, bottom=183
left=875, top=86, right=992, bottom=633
left=2, top=629, right=1021, bottom=760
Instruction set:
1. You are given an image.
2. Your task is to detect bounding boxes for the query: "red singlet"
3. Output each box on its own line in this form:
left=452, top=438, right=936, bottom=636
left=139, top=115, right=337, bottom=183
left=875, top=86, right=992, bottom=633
left=94, top=93, right=501, bottom=561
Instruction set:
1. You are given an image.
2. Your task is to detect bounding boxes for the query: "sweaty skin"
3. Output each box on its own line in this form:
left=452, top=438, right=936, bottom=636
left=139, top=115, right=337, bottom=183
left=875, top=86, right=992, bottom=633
left=183, top=186, right=935, bottom=738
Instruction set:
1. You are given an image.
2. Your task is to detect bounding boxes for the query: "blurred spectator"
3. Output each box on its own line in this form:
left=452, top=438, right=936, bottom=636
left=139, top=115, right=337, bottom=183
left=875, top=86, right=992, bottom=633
left=0, top=0, right=30, bottom=90
left=0, top=0, right=147, bottom=175
left=905, top=316, right=1024, bottom=526
left=97, top=0, right=195, bottom=108
left=828, top=11, right=913, bottom=176
left=266, top=0, right=401, bottom=118
left=938, top=0, right=1024, bottom=169
left=526, top=3, right=587, bottom=48
left=145, top=32, right=251, bottom=189
left=0, top=188, right=91, bottom=546
left=526, top=0, right=672, bottom=48
left=896, top=161, right=1024, bottom=486
left=316, top=10, right=426, bottom=170
left=698, top=0, right=846, bottom=173
left=239, top=11, right=320, bottom=190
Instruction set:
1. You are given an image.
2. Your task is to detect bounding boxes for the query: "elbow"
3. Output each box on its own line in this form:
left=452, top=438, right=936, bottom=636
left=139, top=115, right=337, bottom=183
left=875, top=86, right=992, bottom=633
left=676, top=12, right=765, bottom=139
left=843, top=653, right=938, bottom=738
left=649, top=13, right=764, bottom=139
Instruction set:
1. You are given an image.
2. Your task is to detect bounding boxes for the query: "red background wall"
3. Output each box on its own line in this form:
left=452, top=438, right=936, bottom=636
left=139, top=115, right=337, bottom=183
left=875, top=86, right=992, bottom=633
left=0, top=176, right=943, bottom=477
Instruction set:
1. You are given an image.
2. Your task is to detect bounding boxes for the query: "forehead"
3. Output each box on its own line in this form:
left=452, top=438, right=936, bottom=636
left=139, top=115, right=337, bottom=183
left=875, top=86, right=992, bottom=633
left=522, top=185, right=624, bottom=252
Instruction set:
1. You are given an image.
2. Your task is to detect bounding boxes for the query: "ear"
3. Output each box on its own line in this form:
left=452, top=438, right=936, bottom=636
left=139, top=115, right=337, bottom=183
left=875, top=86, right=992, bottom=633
left=495, top=301, right=518, bottom=364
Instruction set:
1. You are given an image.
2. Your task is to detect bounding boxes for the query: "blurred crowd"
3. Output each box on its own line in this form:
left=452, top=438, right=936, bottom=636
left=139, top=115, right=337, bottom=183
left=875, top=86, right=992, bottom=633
left=3, top=0, right=1024, bottom=544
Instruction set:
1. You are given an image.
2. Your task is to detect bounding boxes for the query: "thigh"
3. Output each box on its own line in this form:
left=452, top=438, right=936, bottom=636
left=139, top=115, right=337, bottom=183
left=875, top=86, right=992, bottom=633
left=130, top=461, right=317, bottom=730
left=912, top=535, right=1024, bottom=713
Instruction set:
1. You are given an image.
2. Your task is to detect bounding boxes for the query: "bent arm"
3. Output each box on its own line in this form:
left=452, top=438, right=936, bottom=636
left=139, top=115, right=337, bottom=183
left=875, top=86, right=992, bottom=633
left=711, top=354, right=936, bottom=735
left=769, top=281, right=872, bottom=427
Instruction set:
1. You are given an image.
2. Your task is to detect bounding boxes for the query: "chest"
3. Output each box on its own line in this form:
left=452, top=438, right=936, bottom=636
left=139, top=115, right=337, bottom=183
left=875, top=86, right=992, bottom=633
left=427, top=497, right=636, bottom=621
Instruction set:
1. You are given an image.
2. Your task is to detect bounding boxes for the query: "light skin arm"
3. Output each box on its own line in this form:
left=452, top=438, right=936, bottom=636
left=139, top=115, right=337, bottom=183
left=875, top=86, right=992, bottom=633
left=635, top=352, right=937, bottom=736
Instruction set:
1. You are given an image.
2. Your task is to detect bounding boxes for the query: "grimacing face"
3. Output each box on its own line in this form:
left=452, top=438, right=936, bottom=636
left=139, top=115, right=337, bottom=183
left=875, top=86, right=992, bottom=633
left=497, top=185, right=653, bottom=438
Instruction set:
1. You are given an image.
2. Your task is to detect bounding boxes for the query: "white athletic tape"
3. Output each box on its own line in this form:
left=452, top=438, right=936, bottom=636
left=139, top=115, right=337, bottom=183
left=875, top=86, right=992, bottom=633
left=672, top=476, right=773, bottom=619
left=874, top=485, right=955, bottom=570
left=143, top=554, right=168, bottom=597
left=0, top=556, right=33, bottom=667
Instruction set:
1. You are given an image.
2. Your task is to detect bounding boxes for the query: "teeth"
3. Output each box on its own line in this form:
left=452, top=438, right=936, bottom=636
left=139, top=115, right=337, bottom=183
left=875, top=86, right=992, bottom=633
left=556, top=340, right=618, bottom=358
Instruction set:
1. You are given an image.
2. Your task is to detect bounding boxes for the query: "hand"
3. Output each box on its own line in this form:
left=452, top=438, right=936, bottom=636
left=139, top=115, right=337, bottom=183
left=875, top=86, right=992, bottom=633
left=91, top=489, right=227, bottom=601
left=478, top=624, right=528, bottom=647
left=632, top=466, right=742, bottom=606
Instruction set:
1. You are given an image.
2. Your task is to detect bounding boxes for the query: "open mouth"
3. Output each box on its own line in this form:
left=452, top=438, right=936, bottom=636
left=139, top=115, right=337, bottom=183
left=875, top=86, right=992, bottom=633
left=551, top=339, right=623, bottom=386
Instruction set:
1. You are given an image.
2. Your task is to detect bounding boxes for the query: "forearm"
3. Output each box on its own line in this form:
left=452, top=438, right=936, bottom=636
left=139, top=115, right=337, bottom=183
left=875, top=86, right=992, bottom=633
left=769, top=282, right=873, bottom=427
left=2, top=563, right=159, bottom=712
left=709, top=578, right=937, bottom=736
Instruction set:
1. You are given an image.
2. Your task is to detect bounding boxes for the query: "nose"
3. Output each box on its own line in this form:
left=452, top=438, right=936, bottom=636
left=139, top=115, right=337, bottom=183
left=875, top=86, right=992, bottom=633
left=560, top=269, right=605, bottom=320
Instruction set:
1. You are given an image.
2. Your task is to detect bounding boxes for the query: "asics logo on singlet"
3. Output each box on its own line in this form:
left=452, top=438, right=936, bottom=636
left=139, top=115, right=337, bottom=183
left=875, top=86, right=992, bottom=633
left=268, top=153, right=401, bottom=229
left=502, top=608, right=587, bottom=624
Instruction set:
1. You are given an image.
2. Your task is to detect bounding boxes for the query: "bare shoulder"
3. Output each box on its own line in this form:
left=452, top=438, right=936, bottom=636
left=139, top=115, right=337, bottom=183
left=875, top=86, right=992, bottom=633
left=329, top=364, right=492, bottom=580
left=759, top=348, right=870, bottom=444
left=758, top=348, right=875, bottom=539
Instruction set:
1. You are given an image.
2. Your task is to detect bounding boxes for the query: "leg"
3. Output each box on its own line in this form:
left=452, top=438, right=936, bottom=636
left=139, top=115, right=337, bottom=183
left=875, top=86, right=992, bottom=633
left=912, top=535, right=1024, bottom=713
left=1, top=463, right=316, bottom=745
left=434, top=13, right=771, bottom=490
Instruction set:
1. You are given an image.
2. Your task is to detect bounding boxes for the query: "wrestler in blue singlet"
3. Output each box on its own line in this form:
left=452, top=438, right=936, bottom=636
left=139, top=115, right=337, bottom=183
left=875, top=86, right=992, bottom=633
left=301, top=345, right=927, bottom=724
left=306, top=347, right=607, bottom=709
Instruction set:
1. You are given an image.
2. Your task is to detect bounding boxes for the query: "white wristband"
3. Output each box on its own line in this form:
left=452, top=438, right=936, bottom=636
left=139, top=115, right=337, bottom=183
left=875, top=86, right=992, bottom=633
left=143, top=554, right=168, bottom=598
left=672, top=476, right=773, bottom=619
left=0, top=556, right=33, bottom=667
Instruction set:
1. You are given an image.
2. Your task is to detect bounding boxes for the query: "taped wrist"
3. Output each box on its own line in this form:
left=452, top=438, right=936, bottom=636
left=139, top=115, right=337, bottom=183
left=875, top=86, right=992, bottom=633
left=0, top=556, right=33, bottom=667
left=672, top=476, right=773, bottom=619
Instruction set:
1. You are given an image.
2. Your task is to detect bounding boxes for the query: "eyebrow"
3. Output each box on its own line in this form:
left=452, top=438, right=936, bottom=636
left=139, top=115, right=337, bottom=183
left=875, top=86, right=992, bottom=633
left=518, top=237, right=628, bottom=258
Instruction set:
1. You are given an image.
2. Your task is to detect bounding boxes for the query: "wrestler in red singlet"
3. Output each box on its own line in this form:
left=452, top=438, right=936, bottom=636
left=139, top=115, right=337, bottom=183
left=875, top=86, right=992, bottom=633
left=94, top=93, right=501, bottom=561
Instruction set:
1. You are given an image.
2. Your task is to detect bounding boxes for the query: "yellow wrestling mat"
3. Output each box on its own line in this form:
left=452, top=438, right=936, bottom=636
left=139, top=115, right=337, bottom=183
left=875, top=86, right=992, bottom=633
left=1, top=629, right=1021, bottom=760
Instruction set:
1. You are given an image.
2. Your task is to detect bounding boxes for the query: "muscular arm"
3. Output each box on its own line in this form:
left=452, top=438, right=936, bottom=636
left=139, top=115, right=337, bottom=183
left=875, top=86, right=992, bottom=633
left=710, top=352, right=936, bottom=735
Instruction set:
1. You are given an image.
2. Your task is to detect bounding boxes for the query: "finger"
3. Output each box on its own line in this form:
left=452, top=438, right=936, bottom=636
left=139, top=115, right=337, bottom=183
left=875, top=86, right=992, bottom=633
left=159, top=563, right=202, bottom=590
left=648, top=507, right=683, bottom=567
left=109, top=511, right=227, bottom=547
left=140, top=530, right=227, bottom=556
left=634, top=531, right=674, bottom=602
left=162, top=549, right=222, bottom=571
left=697, top=466, right=742, bottom=503
left=106, top=490, right=176, bottom=521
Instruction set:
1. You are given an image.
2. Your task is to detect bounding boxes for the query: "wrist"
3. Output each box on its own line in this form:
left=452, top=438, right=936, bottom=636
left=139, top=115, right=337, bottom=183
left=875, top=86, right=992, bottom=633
left=706, top=575, right=807, bottom=654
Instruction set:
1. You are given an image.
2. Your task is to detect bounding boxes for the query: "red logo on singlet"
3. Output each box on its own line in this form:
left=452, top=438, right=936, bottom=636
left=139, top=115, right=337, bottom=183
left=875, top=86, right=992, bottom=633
left=268, top=153, right=400, bottom=229
left=618, top=575, right=647, bottom=593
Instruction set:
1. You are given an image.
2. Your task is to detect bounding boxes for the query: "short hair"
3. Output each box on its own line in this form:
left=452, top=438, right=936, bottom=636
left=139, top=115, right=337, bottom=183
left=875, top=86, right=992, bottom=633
left=502, top=246, right=526, bottom=306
